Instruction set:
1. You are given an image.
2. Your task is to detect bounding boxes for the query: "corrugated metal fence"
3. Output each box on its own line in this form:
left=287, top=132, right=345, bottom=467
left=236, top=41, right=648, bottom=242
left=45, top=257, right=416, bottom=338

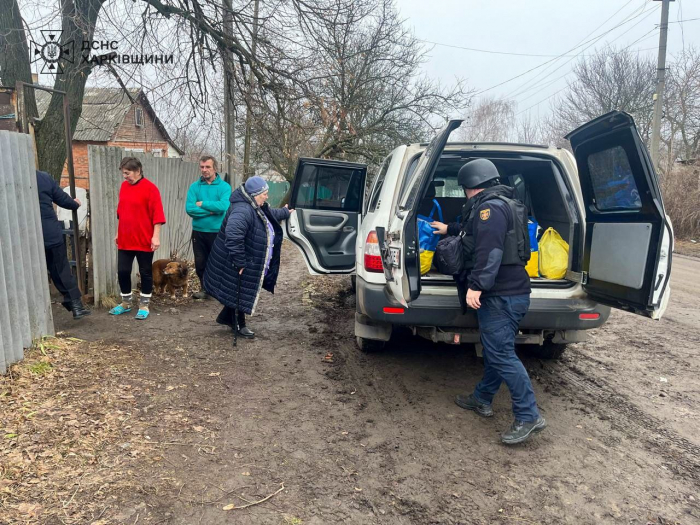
left=89, top=146, right=201, bottom=306
left=0, top=131, right=55, bottom=373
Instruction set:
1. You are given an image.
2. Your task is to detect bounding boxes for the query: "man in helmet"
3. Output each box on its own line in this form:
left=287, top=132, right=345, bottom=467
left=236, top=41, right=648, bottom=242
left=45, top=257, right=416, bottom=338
left=430, top=158, right=546, bottom=445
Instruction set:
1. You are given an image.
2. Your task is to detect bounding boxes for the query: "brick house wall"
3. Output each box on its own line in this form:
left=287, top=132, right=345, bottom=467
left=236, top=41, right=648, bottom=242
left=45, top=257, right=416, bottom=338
left=60, top=101, right=171, bottom=190
left=59, top=141, right=104, bottom=189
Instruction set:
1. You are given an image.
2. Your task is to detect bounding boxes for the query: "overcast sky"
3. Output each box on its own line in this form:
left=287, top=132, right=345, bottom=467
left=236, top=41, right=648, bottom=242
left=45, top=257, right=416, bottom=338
left=397, top=0, right=700, bottom=119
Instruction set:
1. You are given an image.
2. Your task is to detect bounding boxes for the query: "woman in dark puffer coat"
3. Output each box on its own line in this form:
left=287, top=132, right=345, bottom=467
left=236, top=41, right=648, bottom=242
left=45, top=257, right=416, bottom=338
left=203, top=176, right=291, bottom=339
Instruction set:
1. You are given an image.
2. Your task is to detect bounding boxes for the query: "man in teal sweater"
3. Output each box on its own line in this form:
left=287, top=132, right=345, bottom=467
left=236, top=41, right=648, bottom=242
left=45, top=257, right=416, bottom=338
left=186, top=155, right=232, bottom=299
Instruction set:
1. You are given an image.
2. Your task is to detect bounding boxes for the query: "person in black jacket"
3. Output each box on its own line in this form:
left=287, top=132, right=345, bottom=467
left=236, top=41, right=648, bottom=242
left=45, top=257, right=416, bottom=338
left=36, top=170, right=90, bottom=319
left=430, top=159, right=545, bottom=445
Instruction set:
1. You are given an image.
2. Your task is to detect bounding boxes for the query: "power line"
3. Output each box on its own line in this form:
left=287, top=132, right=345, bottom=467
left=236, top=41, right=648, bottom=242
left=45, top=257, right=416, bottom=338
left=667, top=16, right=700, bottom=24
left=416, top=39, right=593, bottom=58
left=504, top=1, right=656, bottom=100
left=515, top=29, right=658, bottom=112
left=511, top=7, right=660, bottom=103
left=677, top=0, right=685, bottom=53
left=474, top=0, right=655, bottom=96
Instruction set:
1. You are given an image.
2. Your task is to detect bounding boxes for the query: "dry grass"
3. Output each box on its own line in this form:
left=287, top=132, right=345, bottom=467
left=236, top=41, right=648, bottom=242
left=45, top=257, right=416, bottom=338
left=0, top=335, right=151, bottom=524
left=661, top=165, right=700, bottom=240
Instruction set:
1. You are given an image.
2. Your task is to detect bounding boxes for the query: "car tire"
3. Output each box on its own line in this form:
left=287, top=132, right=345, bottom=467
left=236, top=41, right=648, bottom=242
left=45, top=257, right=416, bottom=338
left=350, top=275, right=357, bottom=293
left=531, top=341, right=567, bottom=360
left=356, top=336, right=385, bottom=353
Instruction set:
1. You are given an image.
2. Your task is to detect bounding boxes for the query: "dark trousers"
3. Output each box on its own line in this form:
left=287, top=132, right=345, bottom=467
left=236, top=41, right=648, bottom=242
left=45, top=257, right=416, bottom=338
left=45, top=242, right=81, bottom=303
left=117, top=250, right=154, bottom=295
left=192, top=231, right=218, bottom=285
left=473, top=294, right=540, bottom=422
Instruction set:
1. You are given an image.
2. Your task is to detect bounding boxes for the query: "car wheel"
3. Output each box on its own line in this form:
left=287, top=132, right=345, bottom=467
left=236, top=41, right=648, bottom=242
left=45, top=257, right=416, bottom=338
left=356, top=336, right=385, bottom=353
left=350, top=275, right=357, bottom=293
left=531, top=341, right=567, bottom=360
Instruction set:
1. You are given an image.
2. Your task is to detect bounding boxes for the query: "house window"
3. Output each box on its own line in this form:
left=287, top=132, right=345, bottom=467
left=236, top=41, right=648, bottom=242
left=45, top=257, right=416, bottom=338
left=152, top=149, right=163, bottom=157
left=135, top=108, right=144, bottom=127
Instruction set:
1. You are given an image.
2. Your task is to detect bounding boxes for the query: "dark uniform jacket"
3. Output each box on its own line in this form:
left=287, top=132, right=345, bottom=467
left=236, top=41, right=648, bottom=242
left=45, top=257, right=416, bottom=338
left=36, top=170, right=79, bottom=249
left=447, top=186, right=531, bottom=311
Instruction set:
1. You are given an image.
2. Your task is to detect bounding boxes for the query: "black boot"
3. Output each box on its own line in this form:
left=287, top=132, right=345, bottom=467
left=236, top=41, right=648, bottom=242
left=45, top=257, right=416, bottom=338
left=61, top=300, right=72, bottom=312
left=237, top=311, right=254, bottom=338
left=70, top=299, right=91, bottom=320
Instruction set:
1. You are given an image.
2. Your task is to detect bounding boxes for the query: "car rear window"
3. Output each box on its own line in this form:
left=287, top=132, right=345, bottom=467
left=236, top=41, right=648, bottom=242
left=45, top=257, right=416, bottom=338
left=587, top=146, right=642, bottom=211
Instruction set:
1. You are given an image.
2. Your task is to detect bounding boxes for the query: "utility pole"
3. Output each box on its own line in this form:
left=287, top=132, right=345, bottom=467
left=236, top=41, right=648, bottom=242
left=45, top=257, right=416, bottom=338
left=223, top=0, right=237, bottom=187
left=650, top=0, right=672, bottom=172
left=242, top=0, right=260, bottom=182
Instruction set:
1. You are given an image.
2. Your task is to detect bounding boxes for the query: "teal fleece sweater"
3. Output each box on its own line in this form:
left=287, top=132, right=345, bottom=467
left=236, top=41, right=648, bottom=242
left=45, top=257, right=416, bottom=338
left=186, top=175, right=232, bottom=232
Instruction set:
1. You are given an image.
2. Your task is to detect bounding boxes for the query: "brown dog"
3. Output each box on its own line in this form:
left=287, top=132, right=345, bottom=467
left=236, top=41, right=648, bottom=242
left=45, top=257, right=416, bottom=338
left=152, top=259, right=189, bottom=299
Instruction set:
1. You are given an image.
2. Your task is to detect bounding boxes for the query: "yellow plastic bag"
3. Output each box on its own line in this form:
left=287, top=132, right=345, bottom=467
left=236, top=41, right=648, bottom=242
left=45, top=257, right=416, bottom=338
left=420, top=250, right=435, bottom=275
left=538, top=227, right=569, bottom=279
left=525, top=251, right=539, bottom=278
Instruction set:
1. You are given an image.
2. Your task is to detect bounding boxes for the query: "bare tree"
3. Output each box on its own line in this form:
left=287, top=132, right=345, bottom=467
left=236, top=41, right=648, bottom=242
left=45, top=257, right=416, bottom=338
left=458, top=96, right=515, bottom=142
left=664, top=47, right=700, bottom=166
left=0, top=0, right=353, bottom=179
left=553, top=47, right=656, bottom=142
left=247, top=0, right=470, bottom=180
left=516, top=113, right=546, bottom=145
left=1, top=0, right=106, bottom=178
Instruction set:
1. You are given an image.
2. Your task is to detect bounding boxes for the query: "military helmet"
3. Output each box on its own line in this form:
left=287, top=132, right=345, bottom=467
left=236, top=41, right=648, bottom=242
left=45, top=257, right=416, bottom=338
left=457, top=159, right=500, bottom=189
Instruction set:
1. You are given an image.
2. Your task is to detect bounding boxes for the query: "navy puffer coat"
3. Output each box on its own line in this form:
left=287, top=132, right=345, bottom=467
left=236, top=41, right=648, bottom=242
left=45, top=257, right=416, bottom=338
left=36, top=170, right=79, bottom=248
left=203, top=185, right=291, bottom=315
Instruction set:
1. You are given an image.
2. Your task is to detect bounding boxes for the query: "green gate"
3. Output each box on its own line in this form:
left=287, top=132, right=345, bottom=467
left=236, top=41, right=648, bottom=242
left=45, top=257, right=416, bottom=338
left=267, top=181, right=290, bottom=207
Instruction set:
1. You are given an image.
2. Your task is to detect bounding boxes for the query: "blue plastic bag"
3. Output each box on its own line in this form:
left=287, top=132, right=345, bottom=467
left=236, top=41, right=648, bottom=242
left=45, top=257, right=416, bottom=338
left=528, top=218, right=539, bottom=252
left=417, top=200, right=443, bottom=275
left=525, top=218, right=539, bottom=278
left=417, top=200, right=443, bottom=252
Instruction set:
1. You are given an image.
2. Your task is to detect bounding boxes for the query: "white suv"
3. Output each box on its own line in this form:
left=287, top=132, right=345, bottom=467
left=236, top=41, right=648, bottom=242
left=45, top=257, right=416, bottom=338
left=286, top=111, right=673, bottom=358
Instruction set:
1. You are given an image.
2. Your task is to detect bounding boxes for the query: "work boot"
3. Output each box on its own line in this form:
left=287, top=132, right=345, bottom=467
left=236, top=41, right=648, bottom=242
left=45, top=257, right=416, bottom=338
left=70, top=300, right=91, bottom=320
left=501, top=417, right=547, bottom=445
left=193, top=291, right=209, bottom=300
left=455, top=393, right=493, bottom=417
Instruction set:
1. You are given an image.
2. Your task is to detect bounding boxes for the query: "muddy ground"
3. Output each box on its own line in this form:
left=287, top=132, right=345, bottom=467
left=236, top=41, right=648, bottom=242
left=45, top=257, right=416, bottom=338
left=1, top=245, right=698, bottom=524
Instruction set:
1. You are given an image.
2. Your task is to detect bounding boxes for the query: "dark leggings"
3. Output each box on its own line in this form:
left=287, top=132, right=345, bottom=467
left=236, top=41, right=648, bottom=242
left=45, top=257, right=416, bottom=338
left=117, top=250, right=154, bottom=295
left=219, top=306, right=246, bottom=328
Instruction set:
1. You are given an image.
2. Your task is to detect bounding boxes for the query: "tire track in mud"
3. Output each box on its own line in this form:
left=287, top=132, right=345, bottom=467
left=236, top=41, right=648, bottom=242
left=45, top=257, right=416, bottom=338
left=539, top=351, right=700, bottom=486
left=307, top=280, right=450, bottom=525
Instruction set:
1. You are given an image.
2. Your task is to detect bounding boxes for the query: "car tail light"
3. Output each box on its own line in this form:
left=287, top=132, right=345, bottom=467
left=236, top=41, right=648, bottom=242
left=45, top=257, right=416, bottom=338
left=383, top=307, right=404, bottom=314
left=579, top=313, right=600, bottom=320
left=364, top=231, right=384, bottom=273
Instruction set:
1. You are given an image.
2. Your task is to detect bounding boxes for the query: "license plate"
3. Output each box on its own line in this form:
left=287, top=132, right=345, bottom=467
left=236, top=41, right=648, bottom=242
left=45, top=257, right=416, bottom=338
left=389, top=247, right=401, bottom=268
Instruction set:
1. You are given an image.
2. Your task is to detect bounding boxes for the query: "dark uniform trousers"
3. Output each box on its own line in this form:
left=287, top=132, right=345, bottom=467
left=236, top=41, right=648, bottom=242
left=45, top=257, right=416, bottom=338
left=192, top=230, right=219, bottom=284
left=473, top=294, right=540, bottom=422
left=45, top=241, right=81, bottom=304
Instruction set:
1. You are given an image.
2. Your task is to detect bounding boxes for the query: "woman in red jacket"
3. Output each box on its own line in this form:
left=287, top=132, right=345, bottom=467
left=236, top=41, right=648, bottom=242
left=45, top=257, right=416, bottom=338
left=109, top=157, right=166, bottom=320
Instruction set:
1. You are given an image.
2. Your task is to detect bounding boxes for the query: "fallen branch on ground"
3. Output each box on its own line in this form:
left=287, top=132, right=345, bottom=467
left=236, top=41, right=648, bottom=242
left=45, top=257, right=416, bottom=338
left=222, top=483, right=285, bottom=511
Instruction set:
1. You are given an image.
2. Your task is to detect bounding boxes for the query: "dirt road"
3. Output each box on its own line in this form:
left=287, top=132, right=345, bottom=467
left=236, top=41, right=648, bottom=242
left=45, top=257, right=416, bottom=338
left=3, top=246, right=698, bottom=524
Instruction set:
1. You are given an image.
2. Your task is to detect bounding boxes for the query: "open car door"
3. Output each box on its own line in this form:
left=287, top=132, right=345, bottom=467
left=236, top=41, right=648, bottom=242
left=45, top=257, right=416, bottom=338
left=565, top=111, right=673, bottom=319
left=377, top=119, right=463, bottom=306
left=286, top=158, right=367, bottom=275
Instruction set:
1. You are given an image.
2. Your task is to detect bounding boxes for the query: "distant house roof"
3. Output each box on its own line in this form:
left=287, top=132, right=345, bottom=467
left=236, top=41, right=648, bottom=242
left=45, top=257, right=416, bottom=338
left=35, top=87, right=184, bottom=154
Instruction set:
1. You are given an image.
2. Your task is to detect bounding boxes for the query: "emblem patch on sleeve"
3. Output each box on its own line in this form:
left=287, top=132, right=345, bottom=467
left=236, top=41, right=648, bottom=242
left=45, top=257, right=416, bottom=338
left=480, top=208, right=491, bottom=221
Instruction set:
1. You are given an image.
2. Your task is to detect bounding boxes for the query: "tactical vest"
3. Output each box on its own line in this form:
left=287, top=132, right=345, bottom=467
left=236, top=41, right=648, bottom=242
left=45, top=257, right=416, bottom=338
left=460, top=189, right=530, bottom=271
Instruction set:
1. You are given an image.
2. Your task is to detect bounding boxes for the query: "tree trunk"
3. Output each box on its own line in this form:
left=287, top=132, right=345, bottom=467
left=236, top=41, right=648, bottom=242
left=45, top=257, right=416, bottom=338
left=0, top=0, right=37, bottom=117
left=0, top=0, right=103, bottom=181
left=33, top=0, right=104, bottom=181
